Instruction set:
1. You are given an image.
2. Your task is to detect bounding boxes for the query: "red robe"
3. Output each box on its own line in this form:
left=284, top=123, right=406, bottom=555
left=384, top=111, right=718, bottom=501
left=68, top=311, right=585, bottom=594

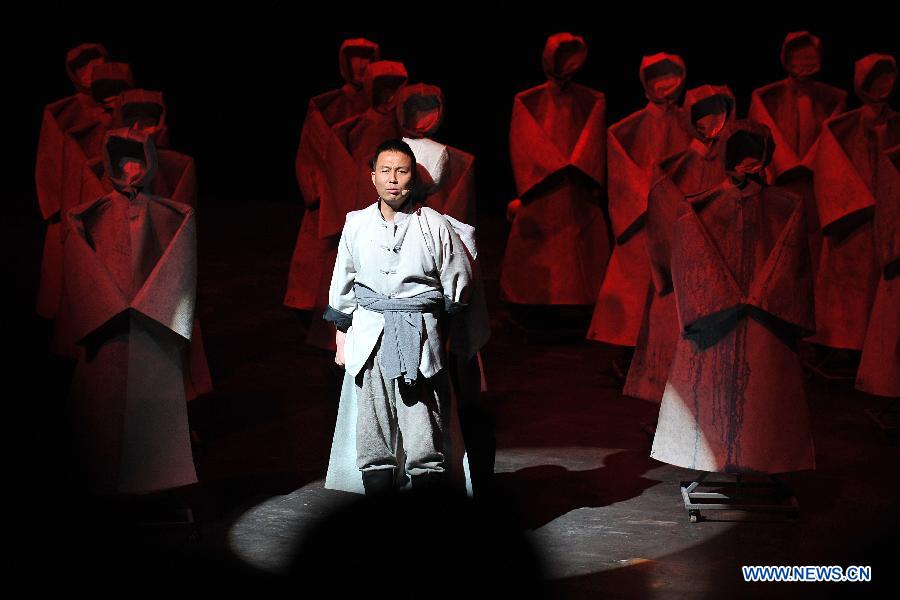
left=79, top=89, right=212, bottom=399
left=284, top=38, right=379, bottom=311
left=652, top=121, right=815, bottom=474
left=397, top=83, right=477, bottom=226
left=501, top=33, right=609, bottom=305
left=856, top=144, right=900, bottom=397
left=624, top=85, right=736, bottom=401
left=812, top=54, right=898, bottom=350
left=35, top=43, right=109, bottom=319
left=44, top=63, right=135, bottom=357
left=64, top=128, right=197, bottom=493
left=748, top=31, right=847, bottom=269
left=588, top=53, right=691, bottom=346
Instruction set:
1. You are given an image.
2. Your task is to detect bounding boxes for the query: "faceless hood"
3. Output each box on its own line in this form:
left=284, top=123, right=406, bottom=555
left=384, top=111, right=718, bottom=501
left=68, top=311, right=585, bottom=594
left=854, top=53, right=897, bottom=105
left=362, top=61, right=408, bottom=114
left=103, top=127, right=158, bottom=194
left=90, top=62, right=135, bottom=107
left=339, top=38, right=381, bottom=87
left=542, top=32, right=587, bottom=85
left=66, top=43, right=109, bottom=93
left=723, top=119, right=775, bottom=185
left=114, top=88, right=168, bottom=146
left=683, top=84, right=735, bottom=143
left=397, top=83, right=444, bottom=138
left=781, top=31, right=822, bottom=79
left=640, top=52, right=686, bottom=104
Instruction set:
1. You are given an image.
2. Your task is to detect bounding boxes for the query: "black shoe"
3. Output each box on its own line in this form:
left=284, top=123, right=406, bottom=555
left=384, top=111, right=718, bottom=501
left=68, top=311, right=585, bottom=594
left=410, top=470, right=446, bottom=491
left=361, top=468, right=395, bottom=496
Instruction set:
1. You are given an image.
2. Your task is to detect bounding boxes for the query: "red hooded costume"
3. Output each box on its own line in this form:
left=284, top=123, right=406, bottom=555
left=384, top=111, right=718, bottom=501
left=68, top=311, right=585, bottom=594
left=856, top=143, right=900, bottom=397
left=623, top=85, right=736, bottom=401
left=63, top=128, right=198, bottom=493
left=78, top=89, right=212, bottom=399
left=749, top=31, right=847, bottom=269
left=500, top=33, right=609, bottom=305
left=651, top=121, right=816, bottom=474
left=35, top=44, right=110, bottom=319
left=396, top=83, right=477, bottom=225
left=812, top=54, right=898, bottom=350
left=588, top=53, right=691, bottom=346
left=284, top=38, right=380, bottom=311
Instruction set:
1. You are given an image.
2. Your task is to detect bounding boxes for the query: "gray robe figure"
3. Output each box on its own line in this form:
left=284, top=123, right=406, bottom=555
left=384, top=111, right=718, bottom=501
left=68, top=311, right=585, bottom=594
left=323, top=202, right=476, bottom=493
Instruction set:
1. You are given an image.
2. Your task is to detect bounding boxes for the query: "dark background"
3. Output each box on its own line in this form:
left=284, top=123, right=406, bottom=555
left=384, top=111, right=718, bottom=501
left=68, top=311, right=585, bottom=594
left=8, top=2, right=898, bottom=217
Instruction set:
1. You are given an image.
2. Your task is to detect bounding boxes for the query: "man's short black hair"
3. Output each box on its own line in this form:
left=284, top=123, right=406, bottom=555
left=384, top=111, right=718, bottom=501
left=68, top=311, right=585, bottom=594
left=370, top=138, right=418, bottom=176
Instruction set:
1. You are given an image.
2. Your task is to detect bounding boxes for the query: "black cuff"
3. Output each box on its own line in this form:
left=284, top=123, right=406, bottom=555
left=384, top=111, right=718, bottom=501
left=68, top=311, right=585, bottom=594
left=323, top=306, right=353, bottom=332
left=444, top=296, right=468, bottom=315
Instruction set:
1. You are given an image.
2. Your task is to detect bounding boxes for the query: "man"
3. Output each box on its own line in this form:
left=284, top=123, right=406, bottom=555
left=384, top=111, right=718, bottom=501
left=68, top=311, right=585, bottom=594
left=324, top=139, right=473, bottom=495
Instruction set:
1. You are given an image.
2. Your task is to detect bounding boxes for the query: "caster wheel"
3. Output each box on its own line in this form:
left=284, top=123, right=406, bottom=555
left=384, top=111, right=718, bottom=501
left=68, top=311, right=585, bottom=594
left=689, top=510, right=700, bottom=523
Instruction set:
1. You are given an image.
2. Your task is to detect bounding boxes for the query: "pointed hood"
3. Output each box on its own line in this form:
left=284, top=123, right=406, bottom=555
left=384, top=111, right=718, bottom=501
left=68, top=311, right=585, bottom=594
left=781, top=31, right=822, bottom=79
left=362, top=60, right=408, bottom=114
left=397, top=83, right=444, bottom=138
left=640, top=52, right=686, bottom=105
left=683, top=84, right=735, bottom=143
left=722, top=119, right=775, bottom=186
left=542, top=32, right=587, bottom=86
left=114, top=88, right=169, bottom=148
left=339, top=38, right=381, bottom=88
left=66, top=43, right=109, bottom=93
left=103, top=127, right=158, bottom=194
left=854, top=53, right=896, bottom=105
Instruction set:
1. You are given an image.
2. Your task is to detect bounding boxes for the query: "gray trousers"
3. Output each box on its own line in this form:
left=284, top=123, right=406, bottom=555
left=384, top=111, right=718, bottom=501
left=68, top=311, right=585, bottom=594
left=355, top=340, right=448, bottom=476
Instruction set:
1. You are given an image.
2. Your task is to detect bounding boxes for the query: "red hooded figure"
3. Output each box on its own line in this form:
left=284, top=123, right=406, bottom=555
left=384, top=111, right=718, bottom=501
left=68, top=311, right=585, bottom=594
left=397, top=83, right=477, bottom=225
left=500, top=33, right=609, bottom=305
left=588, top=53, right=691, bottom=346
left=623, top=85, right=736, bottom=401
left=856, top=144, right=900, bottom=397
left=304, top=60, right=408, bottom=350
left=284, top=38, right=380, bottom=311
left=63, top=128, right=198, bottom=494
left=812, top=54, right=898, bottom=350
left=80, top=89, right=212, bottom=400
left=651, top=120, right=815, bottom=474
left=749, top=31, right=847, bottom=269
left=35, top=43, right=109, bottom=319
left=73, top=62, right=136, bottom=161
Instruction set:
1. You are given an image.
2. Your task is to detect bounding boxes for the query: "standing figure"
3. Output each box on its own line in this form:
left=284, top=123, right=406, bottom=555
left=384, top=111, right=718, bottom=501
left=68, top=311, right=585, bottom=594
left=651, top=121, right=816, bottom=474
left=812, top=54, right=898, bottom=351
left=500, top=32, right=609, bottom=305
left=323, top=139, right=475, bottom=495
left=856, top=144, right=900, bottom=397
left=588, top=53, right=691, bottom=346
left=285, top=38, right=380, bottom=312
left=749, top=31, right=847, bottom=269
left=81, top=89, right=213, bottom=400
left=48, top=62, right=136, bottom=359
left=624, top=85, right=736, bottom=401
left=35, top=43, right=109, bottom=320
left=396, top=83, right=477, bottom=225
left=63, top=128, right=198, bottom=494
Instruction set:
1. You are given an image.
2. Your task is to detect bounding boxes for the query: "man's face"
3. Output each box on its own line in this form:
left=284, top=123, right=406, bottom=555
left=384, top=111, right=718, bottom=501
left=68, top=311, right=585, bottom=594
left=371, top=150, right=413, bottom=210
